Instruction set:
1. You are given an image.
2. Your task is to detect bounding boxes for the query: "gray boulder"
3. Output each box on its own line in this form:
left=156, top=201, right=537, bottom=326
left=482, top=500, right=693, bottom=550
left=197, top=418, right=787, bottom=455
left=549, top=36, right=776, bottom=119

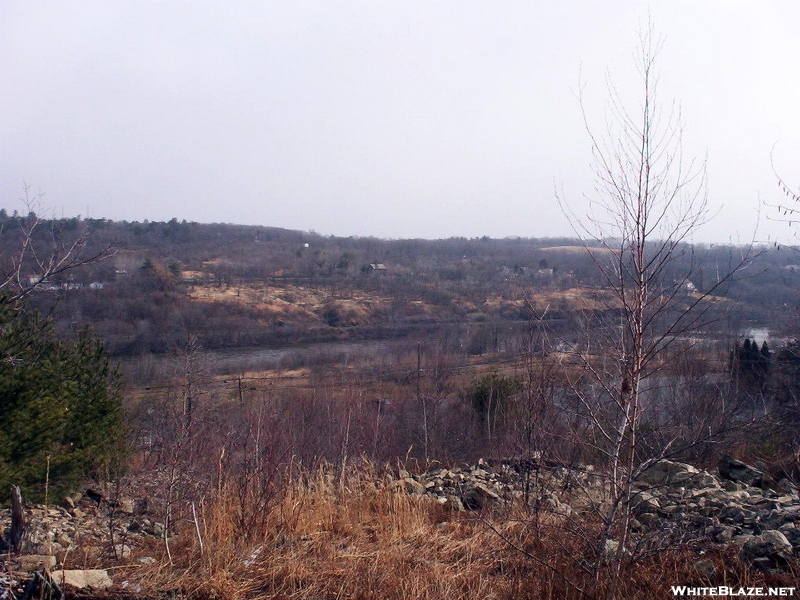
left=719, top=456, right=764, bottom=488
left=462, top=483, right=500, bottom=510
left=603, top=539, right=620, bottom=555
left=742, top=530, right=793, bottom=564
left=779, top=525, right=800, bottom=548
left=443, top=496, right=464, bottom=512
left=637, top=460, right=719, bottom=489
left=713, top=526, right=736, bottom=543
left=629, top=491, right=660, bottom=514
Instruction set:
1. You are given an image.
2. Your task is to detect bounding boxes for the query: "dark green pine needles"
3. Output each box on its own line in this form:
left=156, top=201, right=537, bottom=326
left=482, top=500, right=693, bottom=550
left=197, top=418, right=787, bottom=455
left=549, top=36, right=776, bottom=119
left=0, top=298, right=125, bottom=503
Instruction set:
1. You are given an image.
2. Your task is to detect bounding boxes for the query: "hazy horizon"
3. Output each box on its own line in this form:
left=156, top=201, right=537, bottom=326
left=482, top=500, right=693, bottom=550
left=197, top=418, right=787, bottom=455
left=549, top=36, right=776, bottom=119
left=3, top=1, right=799, bottom=245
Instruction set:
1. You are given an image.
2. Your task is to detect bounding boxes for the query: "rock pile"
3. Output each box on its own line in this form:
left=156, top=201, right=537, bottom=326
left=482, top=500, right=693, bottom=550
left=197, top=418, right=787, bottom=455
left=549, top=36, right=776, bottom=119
left=630, top=458, right=800, bottom=571
left=398, top=456, right=800, bottom=571
left=396, top=461, right=507, bottom=511
left=395, top=458, right=584, bottom=515
left=1, top=488, right=163, bottom=593
left=1, top=489, right=162, bottom=560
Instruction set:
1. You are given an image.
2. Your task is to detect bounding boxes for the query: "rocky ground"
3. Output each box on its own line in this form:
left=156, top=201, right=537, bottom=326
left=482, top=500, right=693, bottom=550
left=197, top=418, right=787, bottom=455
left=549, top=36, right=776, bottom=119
left=0, top=487, right=163, bottom=599
left=395, top=455, right=800, bottom=573
left=2, top=456, right=799, bottom=597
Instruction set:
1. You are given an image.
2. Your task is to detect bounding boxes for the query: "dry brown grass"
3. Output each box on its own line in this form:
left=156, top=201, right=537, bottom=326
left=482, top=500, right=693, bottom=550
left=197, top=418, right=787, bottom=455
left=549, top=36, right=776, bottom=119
left=122, top=463, right=793, bottom=600
left=136, top=470, right=515, bottom=599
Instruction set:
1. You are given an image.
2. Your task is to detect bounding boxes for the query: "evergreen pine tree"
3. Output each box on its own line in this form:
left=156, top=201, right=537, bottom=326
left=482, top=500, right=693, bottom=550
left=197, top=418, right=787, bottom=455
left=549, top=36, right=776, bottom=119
left=758, top=341, right=772, bottom=383
left=0, top=299, right=124, bottom=502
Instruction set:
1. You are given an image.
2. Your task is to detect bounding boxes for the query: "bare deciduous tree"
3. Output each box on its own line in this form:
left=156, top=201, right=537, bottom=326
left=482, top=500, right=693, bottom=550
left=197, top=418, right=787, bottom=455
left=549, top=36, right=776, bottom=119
left=556, top=23, right=752, bottom=589
left=769, top=144, right=800, bottom=228
left=0, top=185, right=114, bottom=302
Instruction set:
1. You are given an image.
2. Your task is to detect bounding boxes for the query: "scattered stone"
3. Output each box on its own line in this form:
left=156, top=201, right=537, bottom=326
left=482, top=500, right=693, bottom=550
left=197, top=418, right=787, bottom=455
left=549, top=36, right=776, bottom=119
left=732, top=534, right=756, bottom=548
left=693, top=558, right=716, bottom=578
left=637, top=512, right=660, bottom=526
left=116, top=498, right=136, bottom=515
left=603, top=539, right=620, bottom=555
left=51, top=569, right=113, bottom=590
left=780, top=526, right=800, bottom=547
left=394, top=456, right=799, bottom=562
left=403, top=478, right=426, bottom=495
left=444, top=496, right=464, bottom=512
left=12, top=555, right=57, bottom=572
left=113, top=543, right=133, bottom=559
left=713, top=526, right=736, bottom=543
left=722, top=480, right=745, bottom=492
left=719, top=506, right=747, bottom=523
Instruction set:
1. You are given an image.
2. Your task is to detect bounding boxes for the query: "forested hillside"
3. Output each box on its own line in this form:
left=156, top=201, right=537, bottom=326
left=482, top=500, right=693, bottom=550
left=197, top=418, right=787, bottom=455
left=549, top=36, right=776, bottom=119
left=2, top=212, right=797, bottom=360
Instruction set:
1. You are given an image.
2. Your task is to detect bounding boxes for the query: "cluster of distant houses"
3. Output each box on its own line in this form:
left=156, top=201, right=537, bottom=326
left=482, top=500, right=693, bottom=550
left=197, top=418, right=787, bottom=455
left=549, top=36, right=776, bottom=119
left=498, top=265, right=567, bottom=280
left=27, top=276, right=105, bottom=291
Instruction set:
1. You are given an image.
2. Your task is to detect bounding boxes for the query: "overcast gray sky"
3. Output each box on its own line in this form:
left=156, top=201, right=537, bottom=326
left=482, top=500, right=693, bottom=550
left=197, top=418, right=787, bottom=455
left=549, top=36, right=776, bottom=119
left=2, top=1, right=799, bottom=243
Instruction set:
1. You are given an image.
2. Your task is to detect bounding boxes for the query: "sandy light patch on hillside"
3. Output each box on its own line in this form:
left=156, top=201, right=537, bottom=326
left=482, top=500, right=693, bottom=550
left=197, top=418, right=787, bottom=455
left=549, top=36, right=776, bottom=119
left=485, top=288, right=621, bottom=313
left=187, top=283, right=395, bottom=324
